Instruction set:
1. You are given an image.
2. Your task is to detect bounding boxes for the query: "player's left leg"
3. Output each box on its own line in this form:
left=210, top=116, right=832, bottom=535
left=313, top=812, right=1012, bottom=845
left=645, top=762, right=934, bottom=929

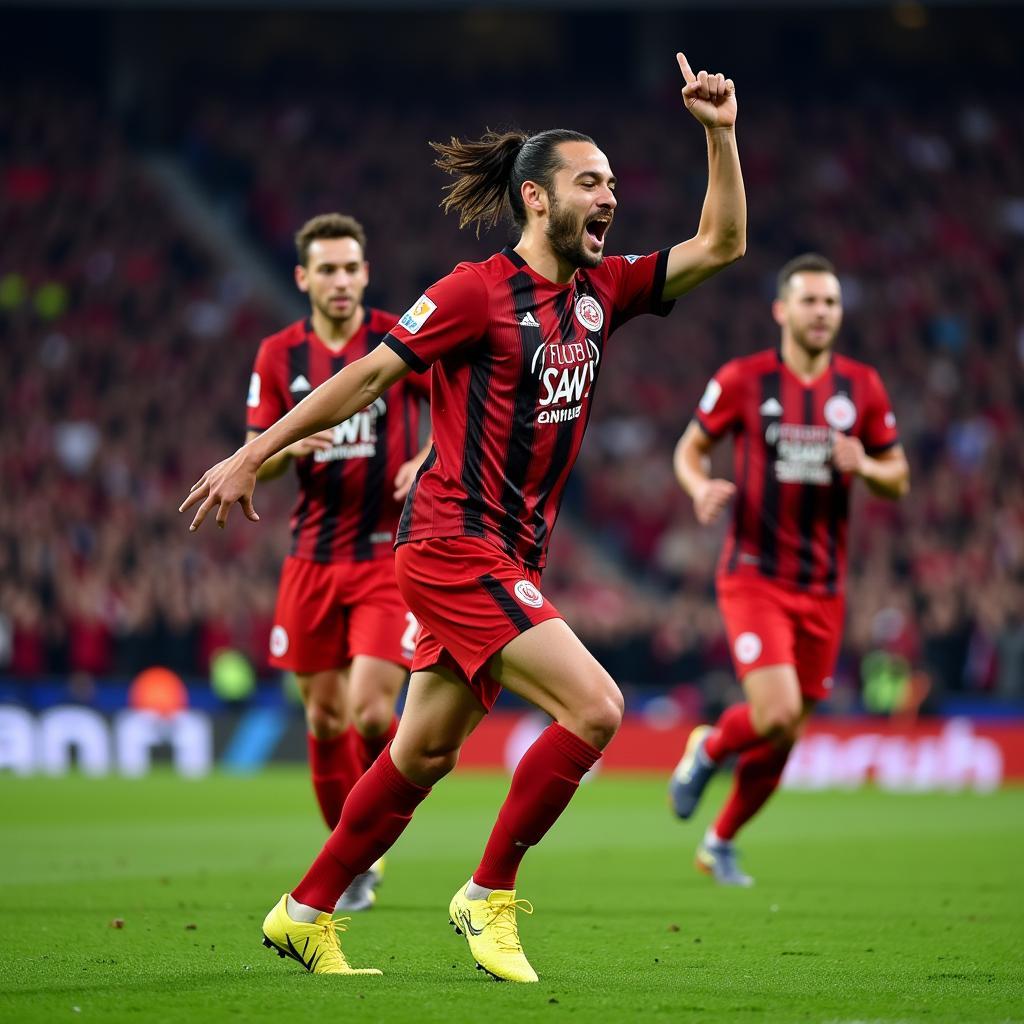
left=445, top=618, right=620, bottom=981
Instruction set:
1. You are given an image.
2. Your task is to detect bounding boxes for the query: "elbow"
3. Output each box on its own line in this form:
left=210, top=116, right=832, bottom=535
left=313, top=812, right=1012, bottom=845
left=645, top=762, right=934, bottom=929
left=705, top=231, right=746, bottom=267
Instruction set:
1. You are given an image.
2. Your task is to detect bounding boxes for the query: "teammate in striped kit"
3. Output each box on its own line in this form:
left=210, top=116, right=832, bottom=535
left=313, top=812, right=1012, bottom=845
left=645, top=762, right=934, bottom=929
left=246, top=213, right=430, bottom=911
left=182, top=51, right=745, bottom=980
left=668, top=253, right=910, bottom=885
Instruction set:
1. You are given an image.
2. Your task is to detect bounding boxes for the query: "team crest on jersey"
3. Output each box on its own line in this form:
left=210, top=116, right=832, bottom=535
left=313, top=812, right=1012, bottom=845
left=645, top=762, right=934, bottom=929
left=270, top=625, right=289, bottom=658
left=247, top=372, right=261, bottom=408
left=824, top=394, right=857, bottom=431
left=574, top=295, right=604, bottom=333
left=398, top=294, right=436, bottom=335
left=513, top=580, right=544, bottom=609
left=734, top=632, right=762, bottom=665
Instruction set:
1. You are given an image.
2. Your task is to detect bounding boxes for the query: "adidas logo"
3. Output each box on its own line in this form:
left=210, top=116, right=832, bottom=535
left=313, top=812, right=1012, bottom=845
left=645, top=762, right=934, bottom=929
left=289, top=374, right=311, bottom=393
left=519, top=311, right=540, bottom=328
left=759, top=397, right=783, bottom=416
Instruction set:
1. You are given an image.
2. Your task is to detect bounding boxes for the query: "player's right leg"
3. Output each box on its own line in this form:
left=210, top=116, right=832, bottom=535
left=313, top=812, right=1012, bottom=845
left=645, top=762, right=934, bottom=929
left=296, top=669, right=353, bottom=830
left=670, top=575, right=796, bottom=821
left=262, top=665, right=484, bottom=976
left=269, top=556, right=353, bottom=828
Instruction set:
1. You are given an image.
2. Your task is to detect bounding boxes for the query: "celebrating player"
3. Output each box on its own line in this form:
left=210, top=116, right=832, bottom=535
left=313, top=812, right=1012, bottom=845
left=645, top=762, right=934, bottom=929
left=182, top=51, right=745, bottom=980
left=246, top=213, right=430, bottom=910
left=668, top=253, right=910, bottom=885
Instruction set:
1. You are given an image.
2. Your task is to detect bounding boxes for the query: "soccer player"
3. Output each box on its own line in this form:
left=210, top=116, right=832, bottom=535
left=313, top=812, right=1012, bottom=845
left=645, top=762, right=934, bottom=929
left=181, top=51, right=745, bottom=980
left=246, top=213, right=430, bottom=910
left=668, top=253, right=910, bottom=885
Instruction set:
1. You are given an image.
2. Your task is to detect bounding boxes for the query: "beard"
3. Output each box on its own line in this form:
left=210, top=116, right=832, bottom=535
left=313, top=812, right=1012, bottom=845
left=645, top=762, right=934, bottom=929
left=791, top=322, right=838, bottom=355
left=314, top=295, right=358, bottom=327
left=546, top=196, right=601, bottom=270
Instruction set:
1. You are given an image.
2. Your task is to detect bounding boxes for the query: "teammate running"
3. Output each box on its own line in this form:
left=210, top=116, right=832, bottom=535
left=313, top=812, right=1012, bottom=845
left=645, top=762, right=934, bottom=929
left=668, top=253, right=910, bottom=885
left=246, top=213, right=430, bottom=910
left=182, top=51, right=745, bottom=981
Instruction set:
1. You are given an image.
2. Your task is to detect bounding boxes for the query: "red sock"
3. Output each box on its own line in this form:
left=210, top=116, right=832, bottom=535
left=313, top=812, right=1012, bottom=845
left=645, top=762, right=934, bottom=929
left=713, top=741, right=791, bottom=841
left=473, top=723, right=601, bottom=891
left=348, top=716, right=399, bottom=776
left=307, top=733, right=358, bottom=830
left=704, top=703, right=764, bottom=763
left=292, top=743, right=430, bottom=912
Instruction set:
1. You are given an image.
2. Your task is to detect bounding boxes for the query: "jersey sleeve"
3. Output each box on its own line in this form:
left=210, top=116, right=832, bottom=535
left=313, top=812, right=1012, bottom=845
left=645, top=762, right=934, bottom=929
left=693, top=360, right=744, bottom=440
left=859, top=369, right=900, bottom=454
left=598, top=250, right=676, bottom=334
left=245, top=340, right=288, bottom=433
left=383, top=264, right=489, bottom=372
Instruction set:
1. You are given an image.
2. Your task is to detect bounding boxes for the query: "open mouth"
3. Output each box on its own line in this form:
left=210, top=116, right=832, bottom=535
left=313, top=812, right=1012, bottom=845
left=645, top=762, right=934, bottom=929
left=584, top=216, right=611, bottom=247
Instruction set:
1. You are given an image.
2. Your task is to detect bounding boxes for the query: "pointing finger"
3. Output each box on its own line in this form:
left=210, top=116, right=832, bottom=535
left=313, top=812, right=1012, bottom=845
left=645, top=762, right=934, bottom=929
left=677, top=51, right=696, bottom=84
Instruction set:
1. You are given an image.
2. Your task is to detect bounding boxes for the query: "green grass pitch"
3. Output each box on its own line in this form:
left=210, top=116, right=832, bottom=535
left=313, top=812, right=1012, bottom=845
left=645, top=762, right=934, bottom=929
left=1, top=769, right=1021, bottom=1023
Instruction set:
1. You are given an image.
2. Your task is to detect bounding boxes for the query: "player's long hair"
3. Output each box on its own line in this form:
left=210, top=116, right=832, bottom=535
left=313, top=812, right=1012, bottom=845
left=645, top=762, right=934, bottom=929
left=430, top=128, right=595, bottom=236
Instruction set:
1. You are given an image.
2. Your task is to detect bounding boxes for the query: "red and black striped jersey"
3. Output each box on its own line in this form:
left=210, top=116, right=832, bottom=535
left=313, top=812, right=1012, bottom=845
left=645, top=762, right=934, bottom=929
left=384, top=247, right=674, bottom=568
left=695, top=348, right=899, bottom=595
left=246, top=311, right=429, bottom=564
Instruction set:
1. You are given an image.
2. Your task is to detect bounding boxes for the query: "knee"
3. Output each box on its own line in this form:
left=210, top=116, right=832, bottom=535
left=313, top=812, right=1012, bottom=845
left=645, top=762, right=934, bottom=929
left=305, top=701, right=345, bottom=739
left=350, top=697, right=395, bottom=738
left=566, top=684, right=624, bottom=751
left=392, top=738, right=461, bottom=787
left=753, top=700, right=802, bottom=741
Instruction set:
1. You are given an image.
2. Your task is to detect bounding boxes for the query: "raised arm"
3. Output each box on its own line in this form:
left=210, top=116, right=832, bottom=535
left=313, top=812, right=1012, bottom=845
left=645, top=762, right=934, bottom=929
left=181, top=343, right=411, bottom=531
left=662, top=52, right=746, bottom=301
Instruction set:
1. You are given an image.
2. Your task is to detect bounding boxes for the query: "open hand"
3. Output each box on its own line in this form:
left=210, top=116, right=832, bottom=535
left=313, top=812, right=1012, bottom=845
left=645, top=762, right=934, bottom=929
left=677, top=52, right=737, bottom=129
left=694, top=478, right=736, bottom=525
left=179, top=448, right=260, bottom=532
left=832, top=433, right=866, bottom=476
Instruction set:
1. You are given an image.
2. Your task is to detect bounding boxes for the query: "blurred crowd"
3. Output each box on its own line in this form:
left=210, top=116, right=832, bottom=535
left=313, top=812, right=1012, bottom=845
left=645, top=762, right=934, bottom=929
left=3, top=79, right=1023, bottom=710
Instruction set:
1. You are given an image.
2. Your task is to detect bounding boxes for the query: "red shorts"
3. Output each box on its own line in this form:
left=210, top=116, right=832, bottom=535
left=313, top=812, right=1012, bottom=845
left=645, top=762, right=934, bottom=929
left=394, top=536, right=563, bottom=712
left=716, top=574, right=845, bottom=701
left=269, top=556, right=417, bottom=674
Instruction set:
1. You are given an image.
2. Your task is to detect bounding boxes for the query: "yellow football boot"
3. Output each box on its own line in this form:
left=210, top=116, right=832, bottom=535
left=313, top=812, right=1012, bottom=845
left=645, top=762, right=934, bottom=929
left=448, top=880, right=538, bottom=983
left=261, top=894, right=382, bottom=976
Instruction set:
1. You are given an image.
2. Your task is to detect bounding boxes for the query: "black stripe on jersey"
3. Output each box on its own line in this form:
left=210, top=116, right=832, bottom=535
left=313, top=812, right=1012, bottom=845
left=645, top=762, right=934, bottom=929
left=825, top=371, right=852, bottom=594
left=758, top=370, right=782, bottom=579
left=354, top=334, right=389, bottom=561
left=460, top=345, right=495, bottom=538
left=496, top=272, right=541, bottom=554
left=383, top=334, right=429, bottom=374
left=526, top=289, right=580, bottom=565
left=288, top=343, right=313, bottom=555
left=727, top=428, right=750, bottom=574
left=478, top=573, right=533, bottom=633
left=312, top=353, right=348, bottom=562
left=501, top=246, right=527, bottom=270
left=796, top=388, right=818, bottom=589
left=397, top=445, right=436, bottom=543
